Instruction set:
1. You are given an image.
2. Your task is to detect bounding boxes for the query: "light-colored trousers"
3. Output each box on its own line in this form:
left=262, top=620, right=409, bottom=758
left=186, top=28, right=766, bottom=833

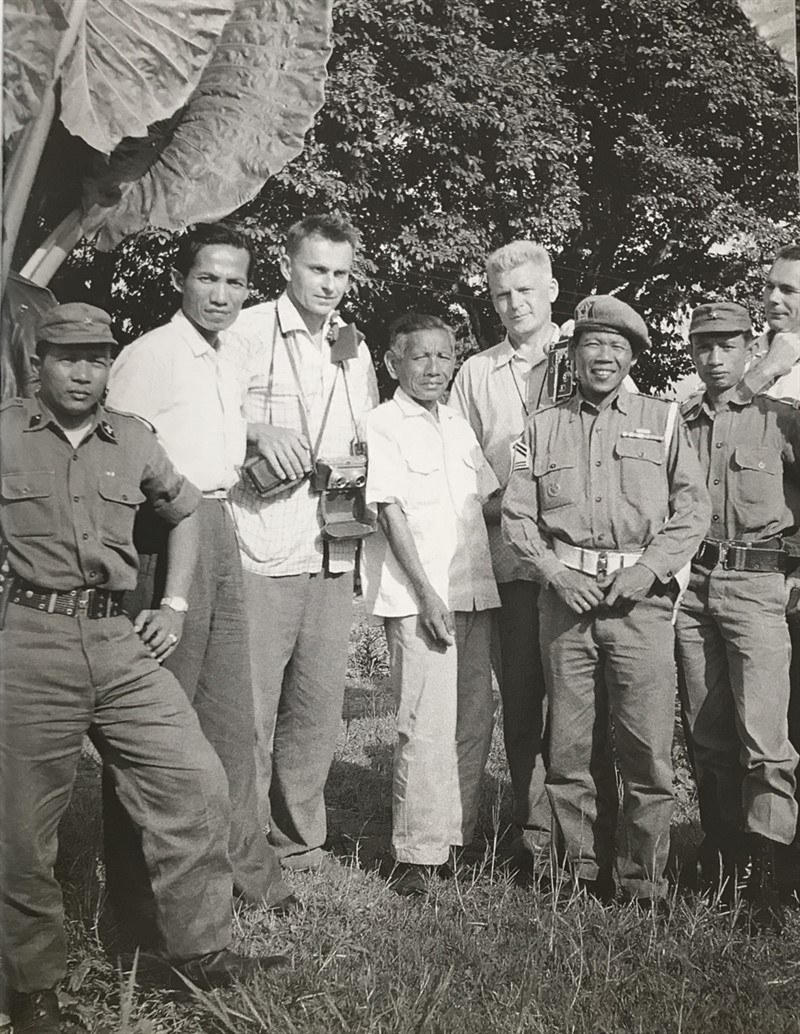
left=676, top=568, right=798, bottom=845
left=385, top=608, right=496, bottom=866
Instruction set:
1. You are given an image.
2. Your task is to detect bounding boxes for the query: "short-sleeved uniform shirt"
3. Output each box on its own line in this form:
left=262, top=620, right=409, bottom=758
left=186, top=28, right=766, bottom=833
left=0, top=396, right=200, bottom=591
left=680, top=389, right=800, bottom=542
left=501, top=386, right=711, bottom=587
left=362, top=387, right=500, bottom=617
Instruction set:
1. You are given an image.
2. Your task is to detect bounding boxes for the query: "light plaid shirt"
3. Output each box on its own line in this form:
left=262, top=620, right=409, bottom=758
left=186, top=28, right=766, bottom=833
left=222, top=293, right=379, bottom=576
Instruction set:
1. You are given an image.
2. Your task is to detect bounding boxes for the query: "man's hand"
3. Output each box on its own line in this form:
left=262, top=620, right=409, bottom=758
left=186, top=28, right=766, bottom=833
left=549, top=567, right=607, bottom=614
left=419, top=590, right=455, bottom=648
left=786, top=574, right=800, bottom=618
left=134, top=608, right=185, bottom=663
left=741, top=330, right=800, bottom=397
left=601, top=564, right=656, bottom=609
left=250, top=422, right=312, bottom=481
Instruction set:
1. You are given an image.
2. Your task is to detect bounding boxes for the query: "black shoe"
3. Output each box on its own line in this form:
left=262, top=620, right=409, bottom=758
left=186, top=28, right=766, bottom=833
left=389, top=862, right=436, bottom=897
left=172, top=947, right=289, bottom=989
left=9, top=988, right=61, bottom=1034
left=743, top=833, right=784, bottom=934
left=576, top=874, right=616, bottom=906
left=267, top=893, right=302, bottom=915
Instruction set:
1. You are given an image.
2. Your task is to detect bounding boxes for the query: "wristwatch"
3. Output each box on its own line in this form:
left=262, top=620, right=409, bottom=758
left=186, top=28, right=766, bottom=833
left=160, top=596, right=189, bottom=613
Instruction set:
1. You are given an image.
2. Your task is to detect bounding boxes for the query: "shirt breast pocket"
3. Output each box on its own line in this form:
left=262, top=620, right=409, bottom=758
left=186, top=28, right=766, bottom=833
left=733, top=446, right=780, bottom=505
left=534, top=455, right=579, bottom=511
left=1, top=471, right=55, bottom=538
left=615, top=436, right=664, bottom=496
left=98, top=473, right=145, bottom=545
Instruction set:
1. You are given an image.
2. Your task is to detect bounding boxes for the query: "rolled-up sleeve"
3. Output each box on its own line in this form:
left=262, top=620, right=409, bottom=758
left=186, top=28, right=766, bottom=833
left=365, top=415, right=408, bottom=510
left=140, top=436, right=201, bottom=526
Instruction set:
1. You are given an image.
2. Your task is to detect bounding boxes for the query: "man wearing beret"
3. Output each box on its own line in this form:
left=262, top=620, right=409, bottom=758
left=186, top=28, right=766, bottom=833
left=676, top=301, right=800, bottom=932
left=0, top=303, right=284, bottom=1034
left=502, top=295, right=710, bottom=907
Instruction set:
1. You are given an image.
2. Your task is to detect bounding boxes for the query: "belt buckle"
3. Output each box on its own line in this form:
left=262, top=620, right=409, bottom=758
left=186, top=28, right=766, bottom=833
left=596, top=551, right=608, bottom=578
left=724, top=544, right=745, bottom=571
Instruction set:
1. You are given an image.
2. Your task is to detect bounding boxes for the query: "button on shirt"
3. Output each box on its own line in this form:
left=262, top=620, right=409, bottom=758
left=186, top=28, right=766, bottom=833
left=222, top=293, right=379, bottom=576
left=0, top=396, right=199, bottom=591
left=501, top=386, right=710, bottom=586
left=680, top=390, right=800, bottom=542
left=448, top=327, right=563, bottom=582
left=363, top=388, right=500, bottom=617
left=106, top=310, right=246, bottom=493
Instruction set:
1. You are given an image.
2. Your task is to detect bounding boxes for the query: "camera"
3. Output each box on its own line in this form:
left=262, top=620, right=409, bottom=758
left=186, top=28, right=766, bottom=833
left=312, top=456, right=367, bottom=493
left=241, top=455, right=309, bottom=499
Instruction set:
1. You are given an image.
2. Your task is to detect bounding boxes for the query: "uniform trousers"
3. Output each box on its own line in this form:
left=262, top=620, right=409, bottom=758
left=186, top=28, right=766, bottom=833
left=385, top=609, right=495, bottom=866
left=540, top=584, right=677, bottom=899
left=676, top=568, right=798, bottom=846
left=495, top=581, right=551, bottom=840
left=243, top=569, right=353, bottom=869
left=103, top=500, right=288, bottom=949
left=0, top=607, right=232, bottom=993
left=787, top=619, right=800, bottom=843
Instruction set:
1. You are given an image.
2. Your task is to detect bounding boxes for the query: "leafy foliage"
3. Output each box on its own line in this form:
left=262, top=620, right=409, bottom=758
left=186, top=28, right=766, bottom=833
left=49, top=0, right=799, bottom=392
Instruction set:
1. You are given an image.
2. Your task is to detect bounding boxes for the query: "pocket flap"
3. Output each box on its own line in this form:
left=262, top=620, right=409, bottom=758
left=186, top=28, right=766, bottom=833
left=98, top=473, right=145, bottom=505
left=533, top=454, right=576, bottom=478
left=734, top=446, right=780, bottom=475
left=615, top=437, right=663, bottom=464
left=1, top=470, right=54, bottom=500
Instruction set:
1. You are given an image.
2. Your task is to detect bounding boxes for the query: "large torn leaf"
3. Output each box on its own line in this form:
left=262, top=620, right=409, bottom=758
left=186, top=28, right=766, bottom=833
left=60, top=0, right=236, bottom=154
left=82, top=0, right=333, bottom=250
left=3, top=0, right=69, bottom=141
left=738, top=0, right=797, bottom=72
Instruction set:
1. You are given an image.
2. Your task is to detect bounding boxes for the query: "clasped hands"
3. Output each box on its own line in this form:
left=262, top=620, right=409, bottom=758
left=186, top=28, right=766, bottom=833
left=551, top=563, right=656, bottom=615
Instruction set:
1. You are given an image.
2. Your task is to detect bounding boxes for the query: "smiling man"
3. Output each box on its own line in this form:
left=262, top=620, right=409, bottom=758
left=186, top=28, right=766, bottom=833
left=677, top=301, right=800, bottom=933
left=362, top=313, right=500, bottom=895
left=222, top=213, right=378, bottom=872
left=104, top=223, right=295, bottom=946
left=502, top=295, right=710, bottom=908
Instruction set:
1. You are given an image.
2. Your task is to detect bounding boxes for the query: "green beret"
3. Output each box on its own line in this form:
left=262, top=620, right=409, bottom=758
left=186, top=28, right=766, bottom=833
left=573, top=295, right=650, bottom=353
left=37, top=302, right=117, bottom=347
left=689, top=301, right=752, bottom=338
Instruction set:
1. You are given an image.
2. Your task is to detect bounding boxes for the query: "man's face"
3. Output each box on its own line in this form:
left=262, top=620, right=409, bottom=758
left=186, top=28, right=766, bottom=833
left=173, top=244, right=250, bottom=341
left=572, top=330, right=636, bottom=403
left=488, top=261, right=558, bottom=344
left=385, top=329, right=456, bottom=411
left=691, top=331, right=752, bottom=392
left=33, top=344, right=111, bottom=426
left=280, top=234, right=354, bottom=324
left=763, top=257, right=800, bottom=332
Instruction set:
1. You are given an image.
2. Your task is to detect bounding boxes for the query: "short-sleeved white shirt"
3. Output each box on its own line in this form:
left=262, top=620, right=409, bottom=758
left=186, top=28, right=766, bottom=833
left=362, top=387, right=500, bottom=617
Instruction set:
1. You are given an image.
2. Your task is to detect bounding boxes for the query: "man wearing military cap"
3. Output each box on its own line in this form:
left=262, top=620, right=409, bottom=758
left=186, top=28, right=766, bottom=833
left=0, top=303, right=284, bottom=1034
left=502, top=295, right=710, bottom=906
left=676, top=300, right=800, bottom=932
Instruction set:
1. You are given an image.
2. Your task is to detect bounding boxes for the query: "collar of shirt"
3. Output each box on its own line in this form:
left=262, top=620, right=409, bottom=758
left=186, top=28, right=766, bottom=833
left=391, top=385, right=456, bottom=425
left=491, top=324, right=561, bottom=371
left=682, top=387, right=754, bottom=423
left=570, top=383, right=631, bottom=418
left=275, top=292, right=345, bottom=345
left=167, top=309, right=221, bottom=357
left=25, top=396, right=117, bottom=443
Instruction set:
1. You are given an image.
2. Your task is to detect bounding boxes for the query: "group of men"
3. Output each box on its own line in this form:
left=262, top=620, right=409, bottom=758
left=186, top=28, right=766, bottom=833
left=1, top=209, right=799, bottom=1033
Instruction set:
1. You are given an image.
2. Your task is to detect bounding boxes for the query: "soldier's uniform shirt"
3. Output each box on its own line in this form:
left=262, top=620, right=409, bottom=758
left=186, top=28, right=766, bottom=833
left=501, top=385, right=710, bottom=900
left=676, top=389, right=800, bottom=845
left=0, top=396, right=199, bottom=589
left=0, top=395, right=232, bottom=996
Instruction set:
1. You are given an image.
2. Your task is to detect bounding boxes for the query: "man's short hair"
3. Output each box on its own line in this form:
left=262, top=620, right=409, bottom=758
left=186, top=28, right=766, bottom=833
left=285, top=213, right=360, bottom=257
left=174, top=222, right=253, bottom=278
left=387, top=312, right=455, bottom=358
left=485, top=240, right=552, bottom=282
left=774, top=243, right=800, bottom=263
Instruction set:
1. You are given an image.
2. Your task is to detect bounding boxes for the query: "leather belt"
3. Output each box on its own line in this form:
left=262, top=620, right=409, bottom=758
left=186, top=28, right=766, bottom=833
left=10, top=580, right=125, bottom=619
left=693, top=538, right=790, bottom=573
left=553, top=539, right=644, bottom=577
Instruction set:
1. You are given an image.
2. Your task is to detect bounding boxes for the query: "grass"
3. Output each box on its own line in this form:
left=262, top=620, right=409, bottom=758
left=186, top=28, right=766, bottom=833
left=12, top=610, right=800, bottom=1034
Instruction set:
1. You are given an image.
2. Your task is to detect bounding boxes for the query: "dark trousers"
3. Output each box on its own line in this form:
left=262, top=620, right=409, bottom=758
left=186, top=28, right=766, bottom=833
left=103, top=500, right=288, bottom=949
left=788, top=619, right=800, bottom=843
left=495, top=581, right=551, bottom=838
left=0, top=607, right=233, bottom=993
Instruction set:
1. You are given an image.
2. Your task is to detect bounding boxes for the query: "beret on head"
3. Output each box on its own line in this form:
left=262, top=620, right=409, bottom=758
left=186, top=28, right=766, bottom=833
left=689, top=301, right=752, bottom=338
left=37, top=302, right=117, bottom=348
left=573, top=295, right=650, bottom=353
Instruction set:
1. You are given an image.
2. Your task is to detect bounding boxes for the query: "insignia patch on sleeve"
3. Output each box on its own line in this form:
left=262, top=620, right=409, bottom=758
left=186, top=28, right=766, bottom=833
left=510, top=433, right=530, bottom=472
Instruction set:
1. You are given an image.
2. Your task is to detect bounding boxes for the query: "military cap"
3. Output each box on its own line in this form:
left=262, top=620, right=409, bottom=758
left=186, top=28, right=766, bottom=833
left=689, top=301, right=752, bottom=338
left=36, top=302, right=117, bottom=347
left=573, top=295, right=650, bottom=353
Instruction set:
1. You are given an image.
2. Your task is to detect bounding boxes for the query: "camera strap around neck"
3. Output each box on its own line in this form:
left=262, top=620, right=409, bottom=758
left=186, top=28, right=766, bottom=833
left=270, top=313, right=361, bottom=465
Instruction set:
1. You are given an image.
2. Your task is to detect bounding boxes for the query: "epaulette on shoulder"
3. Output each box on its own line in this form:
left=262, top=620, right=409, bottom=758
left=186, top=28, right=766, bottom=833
left=104, top=406, right=157, bottom=435
left=0, top=397, right=25, bottom=411
left=767, top=395, right=800, bottom=410
left=679, top=390, right=703, bottom=414
left=532, top=400, right=563, bottom=417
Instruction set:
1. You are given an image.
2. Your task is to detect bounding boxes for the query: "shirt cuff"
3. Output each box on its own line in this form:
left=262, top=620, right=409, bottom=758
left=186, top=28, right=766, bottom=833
left=151, top=479, right=201, bottom=526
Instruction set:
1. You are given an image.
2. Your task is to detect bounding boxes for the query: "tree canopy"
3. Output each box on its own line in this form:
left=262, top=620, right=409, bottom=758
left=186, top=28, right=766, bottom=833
left=47, top=0, right=799, bottom=393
